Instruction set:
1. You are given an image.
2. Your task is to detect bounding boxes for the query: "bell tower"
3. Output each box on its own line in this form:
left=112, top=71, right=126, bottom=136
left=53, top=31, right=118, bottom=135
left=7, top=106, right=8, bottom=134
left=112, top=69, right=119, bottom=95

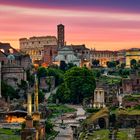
left=57, top=24, right=65, bottom=48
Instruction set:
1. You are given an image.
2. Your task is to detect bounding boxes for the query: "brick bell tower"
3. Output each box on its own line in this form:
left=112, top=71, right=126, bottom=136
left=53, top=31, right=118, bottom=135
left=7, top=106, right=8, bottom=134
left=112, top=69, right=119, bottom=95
left=57, top=24, right=65, bottom=48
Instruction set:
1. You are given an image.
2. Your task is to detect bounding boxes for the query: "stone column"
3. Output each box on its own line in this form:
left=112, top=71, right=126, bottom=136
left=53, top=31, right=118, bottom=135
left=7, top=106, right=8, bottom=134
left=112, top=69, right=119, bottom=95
left=27, top=92, right=32, bottom=116
left=34, top=74, right=38, bottom=112
left=0, top=62, right=1, bottom=98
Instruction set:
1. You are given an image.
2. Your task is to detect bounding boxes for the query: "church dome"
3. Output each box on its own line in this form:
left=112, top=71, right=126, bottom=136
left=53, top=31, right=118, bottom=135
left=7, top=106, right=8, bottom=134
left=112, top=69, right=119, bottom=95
left=7, top=54, right=15, bottom=60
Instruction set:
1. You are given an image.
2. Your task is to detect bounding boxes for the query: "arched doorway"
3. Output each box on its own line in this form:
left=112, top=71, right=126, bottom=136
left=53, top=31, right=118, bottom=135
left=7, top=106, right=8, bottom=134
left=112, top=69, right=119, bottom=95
left=98, top=118, right=106, bottom=128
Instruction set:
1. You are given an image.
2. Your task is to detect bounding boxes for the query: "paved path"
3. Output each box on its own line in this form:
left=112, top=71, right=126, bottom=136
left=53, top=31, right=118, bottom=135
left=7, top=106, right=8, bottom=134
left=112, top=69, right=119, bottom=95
left=54, top=126, right=73, bottom=140
left=54, top=105, right=86, bottom=140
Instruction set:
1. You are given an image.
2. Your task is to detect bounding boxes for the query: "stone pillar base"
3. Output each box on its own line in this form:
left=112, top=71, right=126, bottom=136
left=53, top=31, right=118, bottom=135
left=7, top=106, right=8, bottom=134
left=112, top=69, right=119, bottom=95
left=21, top=128, right=37, bottom=140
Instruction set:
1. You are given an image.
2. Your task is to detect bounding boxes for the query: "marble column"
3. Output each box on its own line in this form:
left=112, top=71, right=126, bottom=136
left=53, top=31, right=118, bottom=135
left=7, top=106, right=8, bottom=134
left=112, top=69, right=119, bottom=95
left=27, top=92, right=32, bottom=116
left=34, top=74, right=38, bottom=112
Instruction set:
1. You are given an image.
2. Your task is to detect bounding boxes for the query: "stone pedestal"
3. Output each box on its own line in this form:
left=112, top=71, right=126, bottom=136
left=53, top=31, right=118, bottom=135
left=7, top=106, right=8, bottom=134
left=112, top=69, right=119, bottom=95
left=21, top=128, right=37, bottom=140
left=21, top=115, right=38, bottom=140
left=135, top=126, right=140, bottom=140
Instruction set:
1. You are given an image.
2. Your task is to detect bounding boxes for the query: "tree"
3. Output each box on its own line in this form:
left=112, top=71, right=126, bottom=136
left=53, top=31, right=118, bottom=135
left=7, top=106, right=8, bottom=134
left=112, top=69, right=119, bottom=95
left=67, top=63, right=76, bottom=70
left=130, top=59, right=137, bottom=69
left=47, top=68, right=64, bottom=86
left=64, top=67, right=96, bottom=104
left=92, top=59, right=100, bottom=67
left=45, top=120, right=54, bottom=133
left=60, top=61, right=67, bottom=71
left=55, top=83, right=71, bottom=103
left=120, top=63, right=126, bottom=69
left=106, top=61, right=116, bottom=68
left=1, top=81, right=18, bottom=100
left=37, top=67, right=47, bottom=78
left=38, top=90, right=45, bottom=103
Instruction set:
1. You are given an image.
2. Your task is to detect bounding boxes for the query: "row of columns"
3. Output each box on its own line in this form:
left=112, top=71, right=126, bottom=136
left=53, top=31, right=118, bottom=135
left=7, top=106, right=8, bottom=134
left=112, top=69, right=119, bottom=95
left=94, top=89, right=105, bottom=108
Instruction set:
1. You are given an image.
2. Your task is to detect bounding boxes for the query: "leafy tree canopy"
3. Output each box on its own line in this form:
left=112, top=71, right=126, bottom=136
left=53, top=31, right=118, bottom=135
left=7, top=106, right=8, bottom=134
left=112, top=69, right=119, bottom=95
left=1, top=81, right=18, bottom=100
left=63, top=67, right=96, bottom=104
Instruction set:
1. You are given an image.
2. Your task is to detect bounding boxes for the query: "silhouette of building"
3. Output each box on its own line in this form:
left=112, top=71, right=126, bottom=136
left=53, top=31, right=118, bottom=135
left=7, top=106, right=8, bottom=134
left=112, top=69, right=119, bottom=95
left=57, top=24, right=65, bottom=48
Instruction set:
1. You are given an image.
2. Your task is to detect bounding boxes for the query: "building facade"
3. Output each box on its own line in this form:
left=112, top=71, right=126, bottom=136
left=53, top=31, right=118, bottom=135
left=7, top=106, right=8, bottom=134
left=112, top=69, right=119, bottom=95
left=67, top=44, right=90, bottom=67
left=0, top=42, right=32, bottom=89
left=42, top=45, right=58, bottom=66
left=90, top=49, right=117, bottom=67
left=54, top=46, right=81, bottom=66
left=125, top=48, right=140, bottom=67
left=19, top=36, right=57, bottom=63
left=122, top=70, right=140, bottom=94
left=93, top=88, right=106, bottom=108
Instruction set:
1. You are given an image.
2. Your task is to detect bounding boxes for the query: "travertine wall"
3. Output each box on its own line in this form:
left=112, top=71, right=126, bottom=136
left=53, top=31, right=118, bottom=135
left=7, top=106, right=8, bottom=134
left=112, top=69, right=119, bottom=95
left=19, top=36, right=57, bottom=63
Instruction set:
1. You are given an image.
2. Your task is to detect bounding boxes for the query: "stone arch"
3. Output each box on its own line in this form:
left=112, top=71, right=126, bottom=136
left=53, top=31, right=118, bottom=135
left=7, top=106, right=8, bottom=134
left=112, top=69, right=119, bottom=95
left=98, top=117, right=109, bottom=129
left=98, top=118, right=106, bottom=128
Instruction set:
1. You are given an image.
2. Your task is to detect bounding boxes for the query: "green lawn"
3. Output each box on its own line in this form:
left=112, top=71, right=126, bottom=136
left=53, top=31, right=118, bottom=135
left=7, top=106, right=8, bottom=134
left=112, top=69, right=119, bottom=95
left=0, top=129, right=21, bottom=140
left=79, top=129, right=136, bottom=140
left=117, top=129, right=136, bottom=140
left=98, top=75, right=121, bottom=85
left=47, top=104, right=76, bottom=119
left=79, top=129, right=109, bottom=140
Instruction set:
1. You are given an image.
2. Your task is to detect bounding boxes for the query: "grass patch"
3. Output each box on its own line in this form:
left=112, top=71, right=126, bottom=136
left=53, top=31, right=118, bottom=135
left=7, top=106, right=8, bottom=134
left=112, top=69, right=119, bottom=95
left=117, top=129, right=136, bottom=140
left=98, top=75, right=121, bottom=85
left=79, top=129, right=109, bottom=140
left=117, top=108, right=140, bottom=115
left=0, top=128, right=20, bottom=140
left=47, top=104, right=76, bottom=119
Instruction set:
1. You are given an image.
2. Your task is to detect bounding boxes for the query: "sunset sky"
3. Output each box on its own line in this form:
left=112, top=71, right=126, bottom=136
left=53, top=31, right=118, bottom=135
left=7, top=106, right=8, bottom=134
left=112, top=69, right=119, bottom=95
left=0, top=0, right=140, bottom=50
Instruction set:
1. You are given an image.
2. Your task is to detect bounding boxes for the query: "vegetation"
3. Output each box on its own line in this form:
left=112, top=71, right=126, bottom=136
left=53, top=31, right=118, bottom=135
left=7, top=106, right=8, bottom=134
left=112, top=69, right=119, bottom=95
left=92, top=59, right=100, bottom=67
left=86, top=108, right=100, bottom=113
left=47, top=104, right=76, bottom=119
left=117, top=129, right=135, bottom=140
left=1, top=81, right=18, bottom=100
left=79, top=129, right=109, bottom=140
left=0, top=128, right=20, bottom=140
left=37, top=67, right=64, bottom=86
left=55, top=67, right=96, bottom=104
left=92, top=69, right=101, bottom=78
left=98, top=75, right=121, bottom=85
left=106, top=61, right=119, bottom=68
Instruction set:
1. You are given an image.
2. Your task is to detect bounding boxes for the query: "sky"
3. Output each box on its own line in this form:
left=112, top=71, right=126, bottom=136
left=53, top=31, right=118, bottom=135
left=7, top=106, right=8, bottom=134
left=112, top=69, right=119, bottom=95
left=0, top=0, right=140, bottom=50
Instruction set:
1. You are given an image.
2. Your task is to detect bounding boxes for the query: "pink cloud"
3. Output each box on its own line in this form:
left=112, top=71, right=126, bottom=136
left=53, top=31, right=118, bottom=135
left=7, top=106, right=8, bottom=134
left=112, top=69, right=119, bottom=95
left=0, top=4, right=140, bottom=50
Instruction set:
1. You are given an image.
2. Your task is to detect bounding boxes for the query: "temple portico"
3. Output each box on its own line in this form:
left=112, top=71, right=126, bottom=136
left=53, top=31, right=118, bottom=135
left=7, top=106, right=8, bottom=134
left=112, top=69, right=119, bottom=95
left=93, top=88, right=106, bottom=108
